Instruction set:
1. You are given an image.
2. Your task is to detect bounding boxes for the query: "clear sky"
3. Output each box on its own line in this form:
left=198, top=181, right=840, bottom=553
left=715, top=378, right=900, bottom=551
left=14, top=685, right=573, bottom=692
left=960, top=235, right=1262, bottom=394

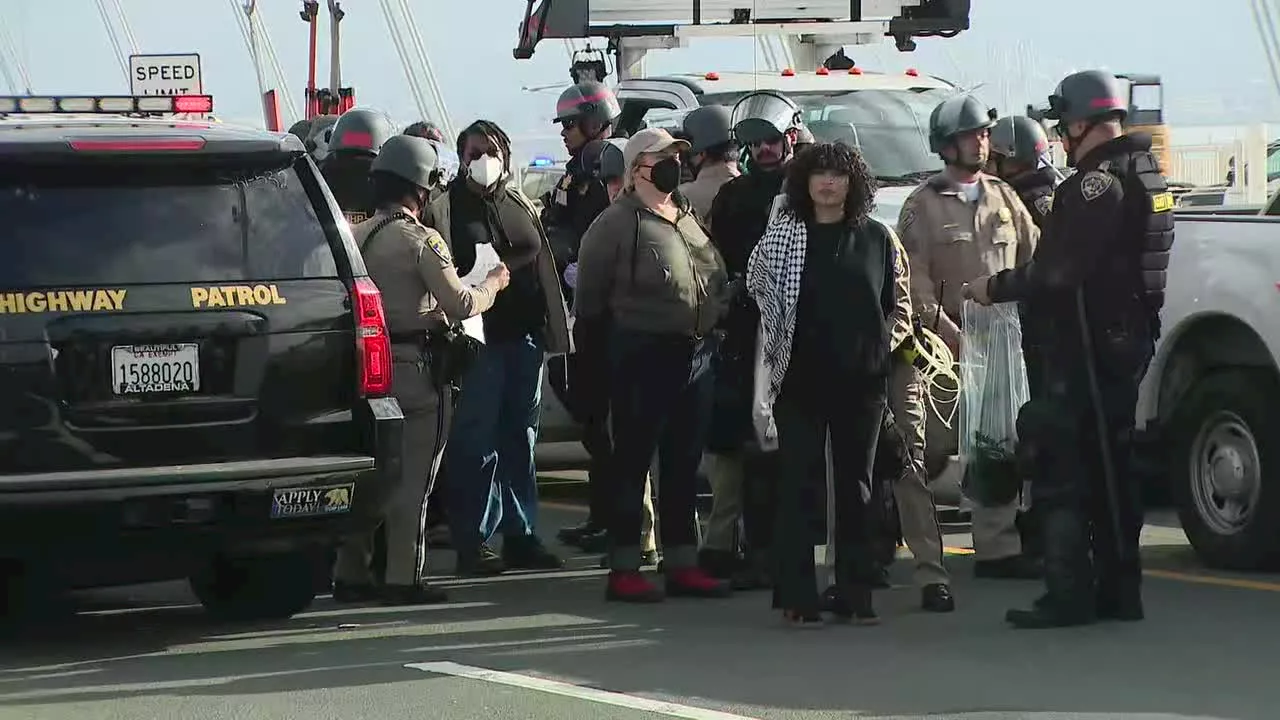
left=5, top=0, right=1275, bottom=158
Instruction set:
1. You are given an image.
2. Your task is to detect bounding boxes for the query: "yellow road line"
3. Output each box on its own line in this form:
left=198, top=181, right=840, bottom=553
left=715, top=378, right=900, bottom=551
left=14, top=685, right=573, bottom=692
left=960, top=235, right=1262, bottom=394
left=540, top=504, right=1280, bottom=592
left=1143, top=568, right=1280, bottom=592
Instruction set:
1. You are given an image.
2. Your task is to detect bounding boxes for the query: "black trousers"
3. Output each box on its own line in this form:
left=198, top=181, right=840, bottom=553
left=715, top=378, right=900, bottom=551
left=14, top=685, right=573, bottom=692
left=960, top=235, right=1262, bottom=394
left=1032, top=360, right=1147, bottom=608
left=607, top=331, right=716, bottom=571
left=741, top=451, right=778, bottom=556
left=772, top=379, right=885, bottom=612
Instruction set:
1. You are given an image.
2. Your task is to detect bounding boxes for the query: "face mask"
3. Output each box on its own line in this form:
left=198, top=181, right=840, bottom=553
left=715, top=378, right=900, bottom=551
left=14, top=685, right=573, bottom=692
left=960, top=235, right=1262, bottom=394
left=468, top=155, right=504, bottom=188
left=648, top=157, right=682, bottom=194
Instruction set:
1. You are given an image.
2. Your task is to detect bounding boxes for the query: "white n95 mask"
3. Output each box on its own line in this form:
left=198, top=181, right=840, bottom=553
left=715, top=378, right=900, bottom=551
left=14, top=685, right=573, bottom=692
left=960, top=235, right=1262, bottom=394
left=468, top=156, right=504, bottom=188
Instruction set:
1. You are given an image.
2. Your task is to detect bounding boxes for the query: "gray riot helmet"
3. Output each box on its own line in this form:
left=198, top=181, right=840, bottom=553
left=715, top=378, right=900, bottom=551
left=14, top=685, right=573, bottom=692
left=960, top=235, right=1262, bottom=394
left=403, top=120, right=445, bottom=142
left=990, top=116, right=1050, bottom=165
left=794, top=124, right=816, bottom=148
left=287, top=119, right=313, bottom=142
left=682, top=105, right=734, bottom=154
left=928, top=94, right=997, bottom=153
left=731, top=91, right=802, bottom=145
left=370, top=134, right=440, bottom=190
left=305, top=115, right=339, bottom=160
left=596, top=138, right=628, bottom=181
left=553, top=81, right=621, bottom=128
left=328, top=107, right=396, bottom=158
left=1044, top=70, right=1128, bottom=125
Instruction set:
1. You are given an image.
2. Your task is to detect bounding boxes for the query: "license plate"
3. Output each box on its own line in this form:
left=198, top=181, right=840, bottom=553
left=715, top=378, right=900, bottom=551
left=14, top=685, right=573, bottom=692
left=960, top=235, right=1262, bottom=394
left=271, top=483, right=356, bottom=519
left=111, top=343, right=200, bottom=395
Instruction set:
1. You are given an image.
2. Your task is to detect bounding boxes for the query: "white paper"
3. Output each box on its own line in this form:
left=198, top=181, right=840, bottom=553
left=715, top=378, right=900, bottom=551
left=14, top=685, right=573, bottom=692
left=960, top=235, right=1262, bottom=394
left=460, top=243, right=502, bottom=288
left=457, top=243, right=500, bottom=344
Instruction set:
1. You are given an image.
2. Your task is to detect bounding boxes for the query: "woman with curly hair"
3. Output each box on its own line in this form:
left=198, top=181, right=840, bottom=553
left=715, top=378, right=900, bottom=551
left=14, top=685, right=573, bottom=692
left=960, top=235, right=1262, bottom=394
left=746, top=142, right=898, bottom=626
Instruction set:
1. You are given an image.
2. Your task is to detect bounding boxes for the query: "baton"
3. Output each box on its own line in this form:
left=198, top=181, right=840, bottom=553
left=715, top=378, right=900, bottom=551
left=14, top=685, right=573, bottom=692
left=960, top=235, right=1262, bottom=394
left=1075, top=288, right=1125, bottom=555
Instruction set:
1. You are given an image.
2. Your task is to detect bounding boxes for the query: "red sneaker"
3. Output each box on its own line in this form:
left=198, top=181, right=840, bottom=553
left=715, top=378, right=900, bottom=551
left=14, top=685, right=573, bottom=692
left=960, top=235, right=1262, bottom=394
left=605, top=571, right=664, bottom=603
left=665, top=567, right=732, bottom=598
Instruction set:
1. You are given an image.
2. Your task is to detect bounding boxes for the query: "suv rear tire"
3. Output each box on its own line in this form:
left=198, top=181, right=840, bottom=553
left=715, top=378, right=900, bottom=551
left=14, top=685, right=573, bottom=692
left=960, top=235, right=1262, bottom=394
left=190, top=550, right=322, bottom=621
left=1170, top=368, right=1280, bottom=570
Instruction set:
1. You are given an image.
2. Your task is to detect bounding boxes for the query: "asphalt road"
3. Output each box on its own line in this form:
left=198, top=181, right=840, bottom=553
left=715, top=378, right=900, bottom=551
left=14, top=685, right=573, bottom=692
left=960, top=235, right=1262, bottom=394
left=2, top=504, right=1278, bottom=720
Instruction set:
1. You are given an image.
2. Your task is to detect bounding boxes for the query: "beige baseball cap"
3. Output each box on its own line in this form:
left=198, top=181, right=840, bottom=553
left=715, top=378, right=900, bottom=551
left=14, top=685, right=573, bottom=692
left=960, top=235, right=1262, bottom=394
left=622, top=128, right=691, bottom=172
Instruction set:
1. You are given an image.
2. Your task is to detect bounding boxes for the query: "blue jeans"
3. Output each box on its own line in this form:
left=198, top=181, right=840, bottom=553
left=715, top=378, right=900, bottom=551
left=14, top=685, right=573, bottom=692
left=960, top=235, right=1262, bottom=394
left=446, top=333, right=545, bottom=553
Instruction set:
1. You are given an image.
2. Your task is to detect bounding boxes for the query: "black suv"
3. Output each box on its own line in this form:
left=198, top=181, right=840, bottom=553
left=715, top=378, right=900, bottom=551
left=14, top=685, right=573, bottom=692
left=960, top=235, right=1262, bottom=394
left=0, top=95, right=403, bottom=621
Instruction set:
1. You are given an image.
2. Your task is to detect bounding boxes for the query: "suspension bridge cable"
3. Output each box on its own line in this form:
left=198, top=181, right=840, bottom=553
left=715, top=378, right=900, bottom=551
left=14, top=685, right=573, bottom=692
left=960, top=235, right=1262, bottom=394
left=93, top=0, right=130, bottom=86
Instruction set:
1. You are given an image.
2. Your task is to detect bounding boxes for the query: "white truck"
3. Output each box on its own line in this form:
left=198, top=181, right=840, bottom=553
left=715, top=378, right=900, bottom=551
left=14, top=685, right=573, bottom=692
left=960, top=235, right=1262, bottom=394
left=1137, top=196, right=1280, bottom=570
left=516, top=0, right=973, bottom=472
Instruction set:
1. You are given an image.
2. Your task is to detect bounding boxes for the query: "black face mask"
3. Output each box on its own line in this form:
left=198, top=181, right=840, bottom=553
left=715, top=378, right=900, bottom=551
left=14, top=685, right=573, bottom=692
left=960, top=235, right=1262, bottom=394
left=649, top=157, right=682, bottom=194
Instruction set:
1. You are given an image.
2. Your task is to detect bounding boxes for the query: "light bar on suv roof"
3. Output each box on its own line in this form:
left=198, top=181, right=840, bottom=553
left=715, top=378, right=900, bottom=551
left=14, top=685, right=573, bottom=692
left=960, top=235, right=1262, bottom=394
left=0, top=95, right=214, bottom=115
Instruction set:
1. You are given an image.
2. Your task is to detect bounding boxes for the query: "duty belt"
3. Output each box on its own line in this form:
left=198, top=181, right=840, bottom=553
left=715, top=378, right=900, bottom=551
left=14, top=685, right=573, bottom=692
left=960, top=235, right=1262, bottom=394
left=389, top=331, right=431, bottom=346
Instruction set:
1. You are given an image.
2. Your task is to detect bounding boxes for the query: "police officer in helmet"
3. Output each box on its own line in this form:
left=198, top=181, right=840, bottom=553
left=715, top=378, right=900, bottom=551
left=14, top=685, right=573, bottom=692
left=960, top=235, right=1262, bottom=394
left=988, top=116, right=1059, bottom=228
left=320, top=107, right=396, bottom=225
left=677, top=105, right=740, bottom=223
left=966, top=69, right=1174, bottom=628
left=546, top=81, right=622, bottom=273
left=895, top=94, right=1041, bottom=612
left=548, top=80, right=625, bottom=550
left=332, top=134, right=511, bottom=606
left=697, top=90, right=803, bottom=587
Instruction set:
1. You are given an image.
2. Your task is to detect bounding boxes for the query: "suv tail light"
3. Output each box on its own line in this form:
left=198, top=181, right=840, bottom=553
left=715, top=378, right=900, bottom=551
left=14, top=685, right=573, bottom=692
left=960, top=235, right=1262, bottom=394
left=352, top=277, right=392, bottom=397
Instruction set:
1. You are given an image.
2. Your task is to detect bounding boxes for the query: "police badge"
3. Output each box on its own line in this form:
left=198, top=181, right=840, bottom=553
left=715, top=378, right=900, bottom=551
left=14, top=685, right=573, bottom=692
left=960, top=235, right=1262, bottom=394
left=1080, top=172, right=1114, bottom=202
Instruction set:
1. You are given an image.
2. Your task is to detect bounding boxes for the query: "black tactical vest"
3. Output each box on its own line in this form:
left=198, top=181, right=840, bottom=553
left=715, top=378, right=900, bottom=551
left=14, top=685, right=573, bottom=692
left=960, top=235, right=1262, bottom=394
left=1097, top=151, right=1175, bottom=339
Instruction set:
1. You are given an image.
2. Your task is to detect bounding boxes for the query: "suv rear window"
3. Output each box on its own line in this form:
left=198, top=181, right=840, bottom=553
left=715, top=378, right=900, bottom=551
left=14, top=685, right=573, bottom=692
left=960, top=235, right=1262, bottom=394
left=0, top=159, right=339, bottom=287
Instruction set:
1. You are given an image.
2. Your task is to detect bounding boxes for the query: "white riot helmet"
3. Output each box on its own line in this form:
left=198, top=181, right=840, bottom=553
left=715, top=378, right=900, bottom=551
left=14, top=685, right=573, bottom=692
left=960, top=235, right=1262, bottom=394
left=731, top=91, right=802, bottom=145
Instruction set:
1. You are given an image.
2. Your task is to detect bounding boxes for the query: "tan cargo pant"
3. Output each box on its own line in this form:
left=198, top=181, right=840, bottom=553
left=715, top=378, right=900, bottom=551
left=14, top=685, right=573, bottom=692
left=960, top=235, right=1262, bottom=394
left=888, top=362, right=950, bottom=586
left=927, top=363, right=1023, bottom=562
left=336, top=349, right=451, bottom=587
left=701, top=453, right=741, bottom=552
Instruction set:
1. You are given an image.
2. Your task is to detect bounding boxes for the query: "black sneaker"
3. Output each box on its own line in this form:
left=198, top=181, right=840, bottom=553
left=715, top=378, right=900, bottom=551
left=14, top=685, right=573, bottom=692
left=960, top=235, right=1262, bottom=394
left=921, top=583, right=955, bottom=613
left=332, top=581, right=380, bottom=604
left=502, top=536, right=565, bottom=570
left=456, top=543, right=506, bottom=576
left=380, top=584, right=449, bottom=606
left=826, top=586, right=879, bottom=625
left=1005, top=600, right=1095, bottom=629
left=974, top=555, right=1043, bottom=580
left=557, top=520, right=602, bottom=547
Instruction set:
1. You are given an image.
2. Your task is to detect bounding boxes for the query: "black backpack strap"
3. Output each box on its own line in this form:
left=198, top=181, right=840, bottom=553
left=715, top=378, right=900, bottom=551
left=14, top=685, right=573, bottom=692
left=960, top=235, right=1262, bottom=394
left=359, top=211, right=415, bottom=255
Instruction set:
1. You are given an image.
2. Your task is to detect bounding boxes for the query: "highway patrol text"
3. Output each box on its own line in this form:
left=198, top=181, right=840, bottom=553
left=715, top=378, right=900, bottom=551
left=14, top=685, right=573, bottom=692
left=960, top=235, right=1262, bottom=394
left=0, top=289, right=127, bottom=314
left=190, top=284, right=288, bottom=309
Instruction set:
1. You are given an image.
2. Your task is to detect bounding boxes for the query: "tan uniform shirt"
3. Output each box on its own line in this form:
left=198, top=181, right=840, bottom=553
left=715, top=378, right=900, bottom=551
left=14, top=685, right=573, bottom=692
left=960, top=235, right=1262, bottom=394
left=352, top=208, right=501, bottom=332
left=895, top=172, right=1039, bottom=343
left=678, top=162, right=740, bottom=225
left=887, top=227, right=914, bottom=352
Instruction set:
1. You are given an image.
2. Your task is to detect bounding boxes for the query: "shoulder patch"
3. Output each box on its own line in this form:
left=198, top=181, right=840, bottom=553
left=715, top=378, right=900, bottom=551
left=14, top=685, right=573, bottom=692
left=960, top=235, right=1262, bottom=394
left=1079, top=171, right=1114, bottom=202
left=1034, top=194, right=1054, bottom=217
left=424, top=229, right=452, bottom=263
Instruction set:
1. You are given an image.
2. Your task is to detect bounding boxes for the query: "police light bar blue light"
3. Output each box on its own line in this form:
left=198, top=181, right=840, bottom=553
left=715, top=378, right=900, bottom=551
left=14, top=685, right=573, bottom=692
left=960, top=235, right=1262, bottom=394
left=0, top=95, right=214, bottom=115
left=531, top=156, right=553, bottom=167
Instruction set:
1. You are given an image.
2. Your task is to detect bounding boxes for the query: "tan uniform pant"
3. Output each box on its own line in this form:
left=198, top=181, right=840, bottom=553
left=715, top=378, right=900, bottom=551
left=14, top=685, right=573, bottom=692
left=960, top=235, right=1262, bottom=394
left=336, top=350, right=451, bottom=587
left=641, top=472, right=657, bottom=553
left=928, top=363, right=1023, bottom=562
left=701, top=453, right=741, bottom=552
left=888, top=362, right=950, bottom=586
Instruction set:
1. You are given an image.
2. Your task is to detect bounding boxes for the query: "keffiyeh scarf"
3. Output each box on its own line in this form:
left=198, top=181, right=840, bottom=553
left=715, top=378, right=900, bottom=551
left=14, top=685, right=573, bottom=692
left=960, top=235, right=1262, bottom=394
left=746, top=198, right=807, bottom=409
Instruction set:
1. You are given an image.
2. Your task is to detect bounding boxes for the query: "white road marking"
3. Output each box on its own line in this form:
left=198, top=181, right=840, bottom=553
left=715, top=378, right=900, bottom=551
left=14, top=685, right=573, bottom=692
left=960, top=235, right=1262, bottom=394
left=406, top=661, right=761, bottom=719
